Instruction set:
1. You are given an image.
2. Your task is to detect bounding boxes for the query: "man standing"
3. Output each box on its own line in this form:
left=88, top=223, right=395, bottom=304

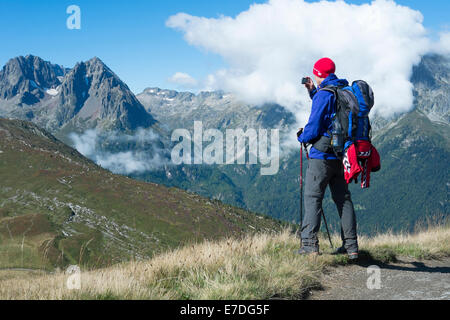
left=297, top=57, right=358, bottom=259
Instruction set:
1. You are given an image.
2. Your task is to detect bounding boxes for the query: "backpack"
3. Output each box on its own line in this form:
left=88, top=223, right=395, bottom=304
left=313, top=80, right=374, bottom=157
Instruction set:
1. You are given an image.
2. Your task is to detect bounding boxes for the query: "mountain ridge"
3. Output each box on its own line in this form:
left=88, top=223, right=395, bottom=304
left=1, top=53, right=448, bottom=236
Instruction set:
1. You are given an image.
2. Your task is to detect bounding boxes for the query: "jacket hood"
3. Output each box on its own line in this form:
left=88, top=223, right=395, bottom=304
left=319, top=74, right=349, bottom=88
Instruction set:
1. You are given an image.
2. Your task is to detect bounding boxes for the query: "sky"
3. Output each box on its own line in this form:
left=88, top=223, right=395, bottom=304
left=0, top=0, right=448, bottom=96
left=0, top=0, right=266, bottom=93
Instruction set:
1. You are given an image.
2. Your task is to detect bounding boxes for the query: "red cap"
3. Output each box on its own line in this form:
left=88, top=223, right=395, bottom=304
left=313, top=58, right=336, bottom=79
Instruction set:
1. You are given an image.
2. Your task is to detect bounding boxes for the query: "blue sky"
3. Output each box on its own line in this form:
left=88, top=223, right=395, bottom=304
left=0, top=0, right=448, bottom=94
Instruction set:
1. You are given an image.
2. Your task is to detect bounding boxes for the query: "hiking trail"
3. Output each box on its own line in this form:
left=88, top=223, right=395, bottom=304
left=309, top=257, right=450, bottom=300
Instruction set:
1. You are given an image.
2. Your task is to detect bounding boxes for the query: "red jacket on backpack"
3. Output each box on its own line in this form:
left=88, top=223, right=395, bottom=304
left=343, top=141, right=381, bottom=189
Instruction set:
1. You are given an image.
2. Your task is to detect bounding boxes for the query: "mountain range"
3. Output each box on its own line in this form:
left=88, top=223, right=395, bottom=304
left=137, top=87, right=295, bottom=131
left=0, top=54, right=448, bottom=238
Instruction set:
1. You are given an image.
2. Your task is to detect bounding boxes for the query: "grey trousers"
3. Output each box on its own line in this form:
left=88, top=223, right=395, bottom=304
left=301, top=159, right=358, bottom=252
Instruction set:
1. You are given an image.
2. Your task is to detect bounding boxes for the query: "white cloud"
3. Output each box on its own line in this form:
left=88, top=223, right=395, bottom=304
left=433, top=32, right=450, bottom=55
left=70, top=129, right=97, bottom=156
left=167, top=0, right=432, bottom=125
left=96, top=151, right=166, bottom=174
left=69, top=129, right=168, bottom=174
left=168, top=72, right=198, bottom=88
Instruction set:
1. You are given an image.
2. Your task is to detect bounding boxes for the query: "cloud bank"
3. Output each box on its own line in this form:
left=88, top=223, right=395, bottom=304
left=434, top=32, right=450, bottom=55
left=167, top=0, right=434, bottom=125
left=70, top=128, right=168, bottom=175
left=168, top=72, right=199, bottom=89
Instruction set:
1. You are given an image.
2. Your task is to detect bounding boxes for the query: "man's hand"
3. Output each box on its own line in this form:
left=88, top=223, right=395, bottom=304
left=297, top=128, right=304, bottom=138
left=303, top=77, right=316, bottom=92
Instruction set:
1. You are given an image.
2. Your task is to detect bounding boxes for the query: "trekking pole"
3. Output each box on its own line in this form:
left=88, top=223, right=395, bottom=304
left=303, top=143, right=310, bottom=160
left=299, top=144, right=303, bottom=242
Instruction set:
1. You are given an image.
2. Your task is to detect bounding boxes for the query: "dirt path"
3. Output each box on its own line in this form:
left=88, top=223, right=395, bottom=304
left=309, top=257, right=450, bottom=300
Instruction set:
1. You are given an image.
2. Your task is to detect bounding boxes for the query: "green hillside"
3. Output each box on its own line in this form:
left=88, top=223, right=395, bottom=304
left=0, top=119, right=284, bottom=270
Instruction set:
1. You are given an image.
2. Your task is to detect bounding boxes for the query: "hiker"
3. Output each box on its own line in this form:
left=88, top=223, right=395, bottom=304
left=296, top=57, right=358, bottom=259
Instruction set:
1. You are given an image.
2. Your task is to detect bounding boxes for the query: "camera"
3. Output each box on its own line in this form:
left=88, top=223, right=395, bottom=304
left=301, top=77, right=309, bottom=84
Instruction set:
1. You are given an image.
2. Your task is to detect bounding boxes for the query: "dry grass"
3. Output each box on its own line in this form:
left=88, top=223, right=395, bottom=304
left=0, top=224, right=449, bottom=300
left=357, top=223, right=450, bottom=261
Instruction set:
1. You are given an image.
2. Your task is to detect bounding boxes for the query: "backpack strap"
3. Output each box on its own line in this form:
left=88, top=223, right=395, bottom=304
left=311, top=86, right=339, bottom=154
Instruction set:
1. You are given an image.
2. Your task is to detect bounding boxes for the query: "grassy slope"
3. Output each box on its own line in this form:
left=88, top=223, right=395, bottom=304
left=0, top=119, right=284, bottom=270
left=0, top=223, right=448, bottom=300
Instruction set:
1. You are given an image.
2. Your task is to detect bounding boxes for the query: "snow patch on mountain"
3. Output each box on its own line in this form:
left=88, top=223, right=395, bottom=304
left=46, top=88, right=59, bottom=96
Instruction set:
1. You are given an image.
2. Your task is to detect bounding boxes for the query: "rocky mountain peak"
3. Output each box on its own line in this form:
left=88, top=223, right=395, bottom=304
left=0, top=55, right=66, bottom=103
left=412, top=54, right=450, bottom=124
left=54, top=56, right=156, bottom=131
left=412, top=54, right=450, bottom=89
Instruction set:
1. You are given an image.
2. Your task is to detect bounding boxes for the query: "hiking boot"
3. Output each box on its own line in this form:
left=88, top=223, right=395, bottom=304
left=333, top=245, right=359, bottom=260
left=295, top=247, right=319, bottom=256
left=332, top=246, right=347, bottom=255
left=347, top=252, right=359, bottom=260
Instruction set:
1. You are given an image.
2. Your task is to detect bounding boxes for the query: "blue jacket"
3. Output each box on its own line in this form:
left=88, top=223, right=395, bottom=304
left=298, top=74, right=349, bottom=160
